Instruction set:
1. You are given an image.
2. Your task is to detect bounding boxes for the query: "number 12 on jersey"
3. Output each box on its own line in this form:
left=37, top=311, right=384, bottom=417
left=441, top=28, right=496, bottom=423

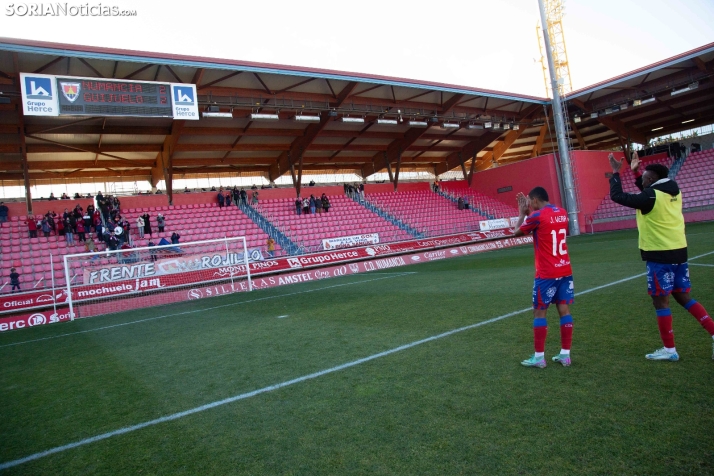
left=551, top=229, right=567, bottom=256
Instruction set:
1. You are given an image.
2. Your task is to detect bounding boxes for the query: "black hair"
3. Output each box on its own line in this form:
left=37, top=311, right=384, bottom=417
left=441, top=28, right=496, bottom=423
left=528, top=186, right=549, bottom=202
left=644, top=163, right=669, bottom=180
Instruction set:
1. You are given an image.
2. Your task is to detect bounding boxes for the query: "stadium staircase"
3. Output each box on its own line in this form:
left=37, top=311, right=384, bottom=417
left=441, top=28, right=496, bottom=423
left=239, top=202, right=300, bottom=255
left=436, top=189, right=494, bottom=220
left=351, top=194, right=424, bottom=239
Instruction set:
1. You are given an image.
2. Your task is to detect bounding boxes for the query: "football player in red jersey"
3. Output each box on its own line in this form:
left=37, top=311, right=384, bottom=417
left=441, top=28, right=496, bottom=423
left=513, top=187, right=574, bottom=368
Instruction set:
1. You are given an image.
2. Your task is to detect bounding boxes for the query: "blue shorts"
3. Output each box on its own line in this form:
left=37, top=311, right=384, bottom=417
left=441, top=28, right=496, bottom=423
left=532, top=276, right=574, bottom=310
left=646, top=262, right=691, bottom=296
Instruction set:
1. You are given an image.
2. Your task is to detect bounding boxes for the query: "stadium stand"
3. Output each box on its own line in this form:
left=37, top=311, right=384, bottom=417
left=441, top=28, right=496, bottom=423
left=592, top=155, right=675, bottom=221
left=671, top=149, right=714, bottom=209
left=253, top=194, right=413, bottom=253
left=0, top=202, right=276, bottom=291
left=364, top=190, right=487, bottom=236
left=438, top=182, right=520, bottom=219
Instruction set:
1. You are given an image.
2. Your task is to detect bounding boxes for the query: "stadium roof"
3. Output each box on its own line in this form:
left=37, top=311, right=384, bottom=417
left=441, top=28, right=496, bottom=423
left=0, top=38, right=713, bottom=189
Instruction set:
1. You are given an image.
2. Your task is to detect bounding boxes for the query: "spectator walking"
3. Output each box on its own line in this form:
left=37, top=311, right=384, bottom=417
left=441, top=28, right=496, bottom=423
left=266, top=236, right=276, bottom=257
left=157, top=214, right=165, bottom=233
left=27, top=217, right=38, bottom=238
left=240, top=189, right=248, bottom=205
left=217, top=191, right=225, bottom=208
left=252, top=190, right=259, bottom=205
left=137, top=215, right=145, bottom=238
left=10, top=268, right=20, bottom=293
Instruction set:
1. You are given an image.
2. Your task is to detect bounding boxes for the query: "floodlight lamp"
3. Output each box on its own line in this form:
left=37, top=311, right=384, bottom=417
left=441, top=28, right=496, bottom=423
left=493, top=123, right=502, bottom=129
left=377, top=118, right=398, bottom=125
left=341, top=117, right=365, bottom=123
left=573, top=116, right=581, bottom=123
left=250, top=113, right=280, bottom=121
left=408, top=120, right=428, bottom=128
left=202, top=112, right=233, bottom=118
left=468, top=123, right=484, bottom=130
left=590, top=112, right=598, bottom=119
left=441, top=122, right=460, bottom=129
left=503, top=123, right=510, bottom=130
left=429, top=116, right=439, bottom=123
left=641, top=97, right=656, bottom=104
left=651, top=126, right=663, bottom=131
left=484, top=122, right=492, bottom=129
left=633, top=99, right=642, bottom=106
left=294, top=114, right=320, bottom=122
left=512, top=124, right=519, bottom=130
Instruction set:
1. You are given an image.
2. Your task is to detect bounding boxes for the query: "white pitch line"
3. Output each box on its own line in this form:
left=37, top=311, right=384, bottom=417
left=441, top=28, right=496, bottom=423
left=277, top=315, right=289, bottom=319
left=2, top=249, right=713, bottom=470
left=690, top=263, right=714, bottom=267
left=0, top=273, right=414, bottom=349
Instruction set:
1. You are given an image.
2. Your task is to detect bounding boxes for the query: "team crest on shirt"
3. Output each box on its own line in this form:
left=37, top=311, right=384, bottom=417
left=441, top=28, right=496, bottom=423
left=663, top=272, right=675, bottom=284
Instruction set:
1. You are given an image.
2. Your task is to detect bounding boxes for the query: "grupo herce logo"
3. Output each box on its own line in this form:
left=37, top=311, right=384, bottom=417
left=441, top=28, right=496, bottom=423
left=24, top=76, right=53, bottom=99
left=173, top=86, right=195, bottom=106
left=27, top=313, right=47, bottom=326
left=187, top=289, right=203, bottom=300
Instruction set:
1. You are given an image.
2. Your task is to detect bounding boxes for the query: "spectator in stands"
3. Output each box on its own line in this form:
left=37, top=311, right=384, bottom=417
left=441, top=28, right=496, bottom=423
left=464, top=197, right=470, bottom=210
left=240, top=189, right=248, bottom=205
left=148, top=241, right=157, bottom=261
left=458, top=197, right=465, bottom=210
left=86, top=193, right=93, bottom=198
left=57, top=217, right=65, bottom=237
left=41, top=217, right=52, bottom=237
left=107, top=232, right=119, bottom=251
left=225, top=193, right=232, bottom=207
left=73, top=192, right=81, bottom=199
left=137, top=215, right=145, bottom=238
left=309, top=195, right=317, bottom=214
left=217, top=191, right=225, bottom=208
left=302, top=197, right=310, bottom=215
left=142, top=213, right=152, bottom=237
left=83, top=213, right=92, bottom=233
left=92, top=210, right=101, bottom=231
left=232, top=187, right=240, bottom=206
left=252, top=190, right=259, bottom=205
left=76, top=219, right=86, bottom=242
left=343, top=183, right=348, bottom=194
left=309, top=179, right=315, bottom=187
left=316, top=197, right=323, bottom=215
left=266, top=236, right=276, bottom=257
left=61, top=192, right=69, bottom=199
left=10, top=268, right=20, bottom=293
left=433, top=181, right=440, bottom=193
left=251, top=184, right=258, bottom=190
left=0, top=202, right=7, bottom=224
left=85, top=238, right=96, bottom=253
left=157, top=214, right=165, bottom=233
left=156, top=189, right=163, bottom=194
left=359, top=183, right=365, bottom=199
left=171, top=231, right=180, bottom=244
left=45, top=211, right=57, bottom=235
left=295, top=197, right=302, bottom=215
left=49, top=192, right=57, bottom=201
left=210, top=186, right=216, bottom=191
left=321, top=194, right=330, bottom=213
left=114, top=225, right=124, bottom=246
left=65, top=218, right=74, bottom=245
left=184, top=187, right=191, bottom=193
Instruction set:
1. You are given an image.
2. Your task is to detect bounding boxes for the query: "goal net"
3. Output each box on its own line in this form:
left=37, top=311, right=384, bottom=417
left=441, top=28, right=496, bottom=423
left=63, top=236, right=255, bottom=320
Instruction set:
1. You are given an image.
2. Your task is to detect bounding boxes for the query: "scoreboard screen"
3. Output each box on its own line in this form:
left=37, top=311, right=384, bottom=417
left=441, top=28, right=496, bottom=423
left=56, top=78, right=174, bottom=118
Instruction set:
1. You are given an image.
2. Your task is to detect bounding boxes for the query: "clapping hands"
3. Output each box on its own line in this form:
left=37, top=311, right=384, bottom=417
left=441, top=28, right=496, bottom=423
left=516, top=192, right=530, bottom=215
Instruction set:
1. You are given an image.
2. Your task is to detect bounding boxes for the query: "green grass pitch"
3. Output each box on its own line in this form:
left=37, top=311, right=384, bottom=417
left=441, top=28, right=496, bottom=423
left=1, top=223, right=713, bottom=475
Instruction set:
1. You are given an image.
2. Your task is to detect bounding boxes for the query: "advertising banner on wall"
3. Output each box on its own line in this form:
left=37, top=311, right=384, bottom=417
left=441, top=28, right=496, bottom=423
left=322, top=233, right=379, bottom=250
left=20, top=73, right=59, bottom=116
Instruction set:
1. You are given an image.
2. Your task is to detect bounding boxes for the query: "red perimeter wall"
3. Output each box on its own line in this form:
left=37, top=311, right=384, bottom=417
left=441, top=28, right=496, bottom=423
left=468, top=150, right=620, bottom=233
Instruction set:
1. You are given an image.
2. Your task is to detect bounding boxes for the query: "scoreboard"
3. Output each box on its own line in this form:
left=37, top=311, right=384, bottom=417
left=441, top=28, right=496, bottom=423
left=20, top=73, right=199, bottom=120
left=56, top=78, right=174, bottom=117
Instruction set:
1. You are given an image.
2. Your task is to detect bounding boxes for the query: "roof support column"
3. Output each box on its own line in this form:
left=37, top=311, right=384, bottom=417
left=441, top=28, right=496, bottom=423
left=467, top=152, right=477, bottom=187
left=393, top=149, right=402, bottom=192
left=18, top=106, right=33, bottom=216
left=384, top=152, right=394, bottom=185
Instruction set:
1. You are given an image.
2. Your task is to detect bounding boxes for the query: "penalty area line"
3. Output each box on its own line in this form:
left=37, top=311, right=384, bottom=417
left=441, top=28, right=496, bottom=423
left=2, top=256, right=705, bottom=471
left=0, top=272, right=415, bottom=350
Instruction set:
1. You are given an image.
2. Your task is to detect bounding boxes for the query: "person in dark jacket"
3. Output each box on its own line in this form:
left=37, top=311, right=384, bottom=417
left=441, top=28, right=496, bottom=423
left=321, top=194, right=330, bottom=213
left=225, top=193, right=232, bottom=207
left=295, top=197, right=302, bottom=215
left=217, top=192, right=225, bottom=208
left=171, top=232, right=180, bottom=244
left=142, top=213, right=152, bottom=237
left=0, top=201, right=8, bottom=224
left=609, top=152, right=714, bottom=362
left=10, top=267, right=20, bottom=293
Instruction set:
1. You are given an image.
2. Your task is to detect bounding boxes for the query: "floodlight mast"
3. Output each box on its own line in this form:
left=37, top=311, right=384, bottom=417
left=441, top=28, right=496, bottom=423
left=538, top=0, right=580, bottom=236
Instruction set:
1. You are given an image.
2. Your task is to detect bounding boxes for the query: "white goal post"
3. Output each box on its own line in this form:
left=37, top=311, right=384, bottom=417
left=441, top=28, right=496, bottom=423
left=63, top=236, right=255, bottom=320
